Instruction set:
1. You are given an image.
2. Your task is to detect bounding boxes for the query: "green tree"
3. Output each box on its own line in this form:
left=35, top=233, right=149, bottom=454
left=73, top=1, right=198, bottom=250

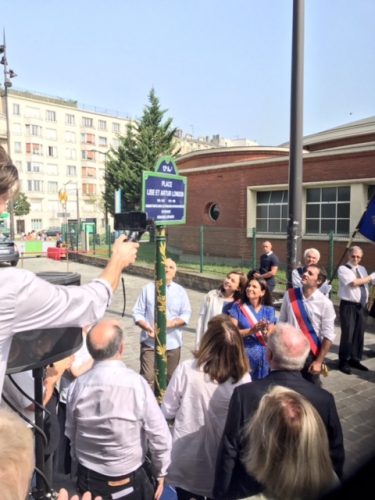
left=105, top=88, right=179, bottom=214
left=12, top=192, right=31, bottom=218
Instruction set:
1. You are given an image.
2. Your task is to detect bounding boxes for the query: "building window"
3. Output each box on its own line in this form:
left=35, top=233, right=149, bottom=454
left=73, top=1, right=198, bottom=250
left=67, top=165, right=77, bottom=176
left=99, top=120, right=107, bottom=130
left=46, top=164, right=58, bottom=175
left=112, top=138, right=119, bottom=149
left=26, top=124, right=42, bottom=136
left=46, top=110, right=56, bottom=122
left=30, top=201, right=42, bottom=211
left=14, top=141, right=22, bottom=153
left=99, top=136, right=107, bottom=147
left=27, top=180, right=43, bottom=192
left=81, top=150, right=95, bottom=160
left=13, top=123, right=21, bottom=135
left=25, top=106, right=40, bottom=118
left=13, top=103, right=20, bottom=115
left=47, top=181, right=58, bottom=193
left=27, top=162, right=42, bottom=173
left=112, top=123, right=120, bottom=133
left=15, top=160, right=22, bottom=172
left=82, top=117, right=93, bottom=128
left=256, top=190, right=288, bottom=233
left=209, top=204, right=220, bottom=221
left=65, top=131, right=76, bottom=142
left=306, top=186, right=350, bottom=234
left=47, top=146, right=57, bottom=158
left=82, top=183, right=96, bottom=195
left=26, top=143, right=43, bottom=155
left=31, top=219, right=43, bottom=230
left=81, top=133, right=95, bottom=144
left=66, top=148, right=76, bottom=160
left=82, top=167, right=96, bottom=178
left=48, top=200, right=59, bottom=211
left=66, top=114, right=75, bottom=125
left=45, top=128, right=57, bottom=140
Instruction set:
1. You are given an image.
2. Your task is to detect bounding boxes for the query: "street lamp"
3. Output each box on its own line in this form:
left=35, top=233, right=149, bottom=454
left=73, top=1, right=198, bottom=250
left=89, top=148, right=110, bottom=227
left=1, top=30, right=18, bottom=239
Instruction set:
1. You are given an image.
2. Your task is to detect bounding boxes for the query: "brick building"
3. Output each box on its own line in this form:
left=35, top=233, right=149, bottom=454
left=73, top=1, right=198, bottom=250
left=169, top=117, right=375, bottom=269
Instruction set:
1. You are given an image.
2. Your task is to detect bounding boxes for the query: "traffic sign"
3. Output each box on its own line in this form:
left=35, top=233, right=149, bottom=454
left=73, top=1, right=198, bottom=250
left=142, top=156, right=187, bottom=226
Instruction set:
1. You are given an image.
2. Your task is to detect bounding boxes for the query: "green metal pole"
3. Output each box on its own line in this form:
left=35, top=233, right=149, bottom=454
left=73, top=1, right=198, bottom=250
left=200, top=226, right=204, bottom=273
left=328, top=230, right=334, bottom=280
left=252, top=227, right=257, bottom=270
left=154, top=225, right=167, bottom=404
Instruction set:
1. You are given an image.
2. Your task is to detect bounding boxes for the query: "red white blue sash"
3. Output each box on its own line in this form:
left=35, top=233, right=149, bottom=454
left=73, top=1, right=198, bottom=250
left=238, top=302, right=267, bottom=346
left=288, top=288, right=321, bottom=356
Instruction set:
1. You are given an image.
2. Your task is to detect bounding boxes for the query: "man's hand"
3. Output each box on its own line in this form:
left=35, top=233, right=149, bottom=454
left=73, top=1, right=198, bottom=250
left=154, top=477, right=165, bottom=500
left=58, top=488, right=102, bottom=500
left=146, top=326, right=155, bottom=338
left=46, top=355, right=74, bottom=382
left=308, top=359, right=322, bottom=375
left=111, top=235, right=139, bottom=268
left=253, top=272, right=261, bottom=278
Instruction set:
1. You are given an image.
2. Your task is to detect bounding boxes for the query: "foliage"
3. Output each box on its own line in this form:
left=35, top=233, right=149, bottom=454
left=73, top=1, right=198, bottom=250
left=104, top=88, right=179, bottom=214
left=12, top=192, right=31, bottom=218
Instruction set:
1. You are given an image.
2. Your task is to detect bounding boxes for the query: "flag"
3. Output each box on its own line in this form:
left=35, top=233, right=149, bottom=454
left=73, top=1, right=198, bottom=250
left=358, top=194, right=375, bottom=243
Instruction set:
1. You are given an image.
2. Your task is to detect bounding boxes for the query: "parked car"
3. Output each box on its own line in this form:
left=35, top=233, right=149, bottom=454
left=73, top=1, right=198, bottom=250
left=0, top=237, right=19, bottom=266
left=44, top=227, right=61, bottom=237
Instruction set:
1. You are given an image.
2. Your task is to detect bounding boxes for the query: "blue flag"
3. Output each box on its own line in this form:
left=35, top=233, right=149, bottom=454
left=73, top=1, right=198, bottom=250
left=358, top=195, right=375, bottom=243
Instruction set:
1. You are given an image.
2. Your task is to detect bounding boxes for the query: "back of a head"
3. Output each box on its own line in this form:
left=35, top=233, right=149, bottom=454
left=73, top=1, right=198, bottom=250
left=87, top=320, right=123, bottom=361
left=0, top=409, right=34, bottom=500
left=242, top=386, right=334, bottom=500
left=0, top=146, right=19, bottom=196
left=195, top=316, right=249, bottom=384
left=267, top=323, right=310, bottom=371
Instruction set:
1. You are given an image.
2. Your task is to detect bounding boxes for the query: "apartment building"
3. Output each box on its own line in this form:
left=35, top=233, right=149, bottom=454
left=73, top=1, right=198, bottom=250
left=0, top=88, right=133, bottom=234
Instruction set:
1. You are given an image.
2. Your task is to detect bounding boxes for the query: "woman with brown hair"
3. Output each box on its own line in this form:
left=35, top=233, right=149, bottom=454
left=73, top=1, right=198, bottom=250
left=195, top=270, right=247, bottom=349
left=161, top=317, right=251, bottom=500
left=241, top=386, right=338, bottom=500
left=229, top=277, right=276, bottom=380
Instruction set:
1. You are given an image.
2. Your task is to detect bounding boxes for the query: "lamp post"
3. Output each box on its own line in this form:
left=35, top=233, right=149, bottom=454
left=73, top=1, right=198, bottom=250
left=63, top=180, right=80, bottom=228
left=89, top=149, right=110, bottom=227
left=1, top=30, right=18, bottom=239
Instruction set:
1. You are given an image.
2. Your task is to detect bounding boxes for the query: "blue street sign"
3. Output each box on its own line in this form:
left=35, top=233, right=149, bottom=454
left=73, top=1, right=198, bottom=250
left=142, top=172, right=187, bottom=225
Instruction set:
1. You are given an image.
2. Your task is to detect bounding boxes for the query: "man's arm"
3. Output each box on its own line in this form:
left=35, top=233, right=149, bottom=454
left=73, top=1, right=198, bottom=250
left=166, top=287, right=192, bottom=329
left=278, top=293, right=290, bottom=323
left=308, top=339, right=332, bottom=375
left=133, top=285, right=154, bottom=337
left=309, top=299, right=336, bottom=374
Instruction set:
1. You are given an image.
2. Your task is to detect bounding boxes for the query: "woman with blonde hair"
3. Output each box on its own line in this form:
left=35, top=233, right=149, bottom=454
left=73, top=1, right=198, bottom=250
left=195, top=270, right=247, bottom=348
left=241, top=386, right=338, bottom=500
left=162, top=317, right=251, bottom=500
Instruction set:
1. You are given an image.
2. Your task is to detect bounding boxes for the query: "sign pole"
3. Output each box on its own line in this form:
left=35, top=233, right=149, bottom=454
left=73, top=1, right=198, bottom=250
left=154, top=225, right=167, bottom=403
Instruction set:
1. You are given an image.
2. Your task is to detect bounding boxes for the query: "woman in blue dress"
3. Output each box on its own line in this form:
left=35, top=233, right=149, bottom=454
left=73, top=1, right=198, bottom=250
left=229, top=277, right=276, bottom=380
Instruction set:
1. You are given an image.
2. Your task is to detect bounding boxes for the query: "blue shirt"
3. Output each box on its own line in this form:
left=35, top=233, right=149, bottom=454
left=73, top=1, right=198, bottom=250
left=132, top=281, right=192, bottom=350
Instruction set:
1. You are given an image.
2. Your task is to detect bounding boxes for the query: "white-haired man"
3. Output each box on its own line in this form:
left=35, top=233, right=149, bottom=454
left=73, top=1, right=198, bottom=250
left=337, top=246, right=375, bottom=375
left=292, top=248, right=332, bottom=295
left=133, top=258, right=191, bottom=388
left=213, top=322, right=344, bottom=500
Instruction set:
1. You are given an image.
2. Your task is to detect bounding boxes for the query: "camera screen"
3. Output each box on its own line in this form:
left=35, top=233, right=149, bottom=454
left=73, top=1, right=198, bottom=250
left=114, top=211, right=148, bottom=231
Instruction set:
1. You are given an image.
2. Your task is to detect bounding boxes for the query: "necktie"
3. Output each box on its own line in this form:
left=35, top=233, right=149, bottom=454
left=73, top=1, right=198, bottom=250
left=355, top=268, right=367, bottom=308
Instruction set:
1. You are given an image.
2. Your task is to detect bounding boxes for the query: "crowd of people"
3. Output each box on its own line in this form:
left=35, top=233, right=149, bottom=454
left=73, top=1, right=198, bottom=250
left=1, top=145, right=375, bottom=500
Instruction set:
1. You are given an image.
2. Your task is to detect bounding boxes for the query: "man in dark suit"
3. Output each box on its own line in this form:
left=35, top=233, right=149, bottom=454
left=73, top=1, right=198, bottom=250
left=213, top=323, right=345, bottom=500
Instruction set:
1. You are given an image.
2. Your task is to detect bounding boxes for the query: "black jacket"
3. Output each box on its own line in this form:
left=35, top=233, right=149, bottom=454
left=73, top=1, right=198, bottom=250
left=213, top=370, right=345, bottom=500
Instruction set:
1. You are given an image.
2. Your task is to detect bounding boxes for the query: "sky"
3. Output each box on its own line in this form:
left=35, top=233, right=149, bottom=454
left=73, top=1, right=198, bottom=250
left=2, top=0, right=375, bottom=146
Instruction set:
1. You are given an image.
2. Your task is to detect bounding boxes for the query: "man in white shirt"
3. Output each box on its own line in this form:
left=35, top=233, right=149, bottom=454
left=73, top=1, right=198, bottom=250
left=292, top=248, right=332, bottom=295
left=279, top=264, right=336, bottom=385
left=337, top=246, right=375, bottom=375
left=66, top=319, right=172, bottom=500
left=0, top=144, right=139, bottom=398
left=133, top=259, right=192, bottom=388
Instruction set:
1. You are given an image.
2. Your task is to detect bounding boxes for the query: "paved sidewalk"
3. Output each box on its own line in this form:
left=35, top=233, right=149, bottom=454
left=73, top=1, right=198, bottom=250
left=18, top=258, right=375, bottom=492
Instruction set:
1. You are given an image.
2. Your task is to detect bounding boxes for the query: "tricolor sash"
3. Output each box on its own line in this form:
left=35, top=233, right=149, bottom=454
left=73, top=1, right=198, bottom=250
left=238, top=302, right=267, bottom=347
left=288, top=288, right=321, bottom=356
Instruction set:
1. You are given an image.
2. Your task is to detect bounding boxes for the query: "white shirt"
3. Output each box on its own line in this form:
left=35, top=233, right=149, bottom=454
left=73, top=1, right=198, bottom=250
left=195, top=289, right=228, bottom=349
left=66, top=359, right=172, bottom=477
left=161, top=359, right=251, bottom=497
left=59, top=335, right=91, bottom=403
left=132, top=281, right=192, bottom=350
left=337, top=263, right=375, bottom=303
left=279, top=287, right=336, bottom=342
left=291, top=268, right=332, bottom=296
left=0, top=268, right=112, bottom=398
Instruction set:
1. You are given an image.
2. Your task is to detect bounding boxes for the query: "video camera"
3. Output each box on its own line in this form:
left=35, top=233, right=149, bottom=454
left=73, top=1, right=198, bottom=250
left=114, top=211, right=154, bottom=242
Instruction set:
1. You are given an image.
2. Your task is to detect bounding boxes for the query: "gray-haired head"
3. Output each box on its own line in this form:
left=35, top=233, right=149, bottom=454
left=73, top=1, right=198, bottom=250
left=267, top=323, right=310, bottom=371
left=87, top=319, right=123, bottom=361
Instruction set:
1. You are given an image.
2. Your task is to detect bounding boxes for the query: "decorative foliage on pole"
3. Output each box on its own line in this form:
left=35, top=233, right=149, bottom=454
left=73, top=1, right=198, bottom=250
left=154, top=227, right=167, bottom=403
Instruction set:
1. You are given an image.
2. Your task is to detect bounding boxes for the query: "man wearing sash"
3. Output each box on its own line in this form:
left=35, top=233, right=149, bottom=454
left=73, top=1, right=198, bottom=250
left=279, top=264, right=336, bottom=385
left=337, top=246, right=375, bottom=375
